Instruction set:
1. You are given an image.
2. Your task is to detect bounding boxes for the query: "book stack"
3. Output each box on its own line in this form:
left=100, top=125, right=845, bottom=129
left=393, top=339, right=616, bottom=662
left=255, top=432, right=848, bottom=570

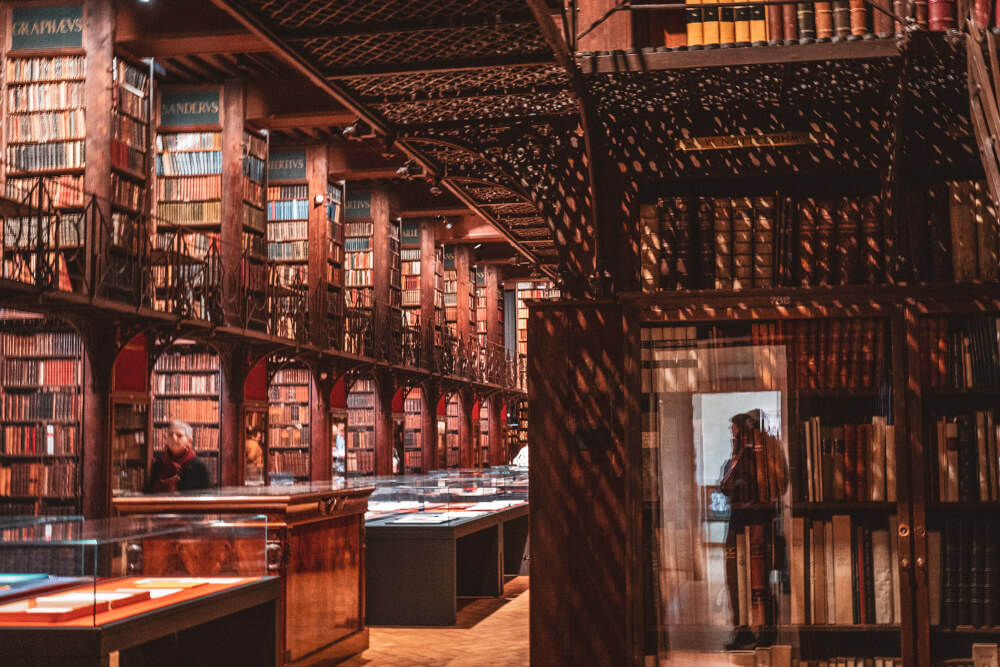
left=401, top=222, right=422, bottom=327
left=919, top=316, right=1000, bottom=389
left=933, top=520, right=1000, bottom=628
left=446, top=397, right=460, bottom=467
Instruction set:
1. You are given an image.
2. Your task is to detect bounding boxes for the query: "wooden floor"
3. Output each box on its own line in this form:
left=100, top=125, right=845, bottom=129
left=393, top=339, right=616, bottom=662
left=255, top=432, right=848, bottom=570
left=340, top=577, right=530, bottom=666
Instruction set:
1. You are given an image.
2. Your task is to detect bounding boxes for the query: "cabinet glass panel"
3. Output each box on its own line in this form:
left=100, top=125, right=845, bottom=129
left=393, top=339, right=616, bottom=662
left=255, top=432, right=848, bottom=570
left=641, top=318, right=900, bottom=666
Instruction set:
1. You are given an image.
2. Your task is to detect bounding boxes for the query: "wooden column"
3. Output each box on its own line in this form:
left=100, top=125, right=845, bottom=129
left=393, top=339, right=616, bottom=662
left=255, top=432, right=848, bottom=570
left=528, top=301, right=642, bottom=665
left=419, top=380, right=438, bottom=473
left=310, top=370, right=332, bottom=481
left=83, top=0, right=113, bottom=292
left=79, top=323, right=116, bottom=518
left=458, top=388, right=475, bottom=468
left=488, top=394, right=505, bottom=467
left=218, top=347, right=247, bottom=487
left=371, top=188, right=392, bottom=308
left=374, top=369, right=394, bottom=476
left=307, top=143, right=329, bottom=347
left=485, top=265, right=502, bottom=347
left=220, top=79, right=246, bottom=326
left=454, top=246, right=474, bottom=344
left=419, top=220, right=437, bottom=363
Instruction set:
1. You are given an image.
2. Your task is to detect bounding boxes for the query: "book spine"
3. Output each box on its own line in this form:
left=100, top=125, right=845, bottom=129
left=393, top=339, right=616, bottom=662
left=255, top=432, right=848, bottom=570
left=797, top=1, right=818, bottom=40
left=703, top=0, right=722, bottom=46
left=832, top=0, right=852, bottom=39
left=783, top=0, right=800, bottom=41
left=749, top=523, right=768, bottom=626
left=687, top=0, right=706, bottom=48
left=848, top=0, right=868, bottom=36
left=767, top=0, right=785, bottom=43
left=928, top=0, right=957, bottom=30
left=750, top=0, right=769, bottom=44
left=872, top=0, right=894, bottom=34
left=815, top=1, right=835, bottom=39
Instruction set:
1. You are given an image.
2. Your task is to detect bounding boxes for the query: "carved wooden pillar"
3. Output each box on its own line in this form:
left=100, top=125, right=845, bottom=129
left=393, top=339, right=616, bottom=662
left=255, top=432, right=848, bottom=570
left=83, top=0, right=113, bottom=292
left=307, top=143, right=330, bottom=347
left=374, top=369, right=394, bottom=476
left=458, top=387, right=475, bottom=468
left=220, top=80, right=246, bottom=326
left=310, top=367, right=332, bottom=481
left=420, top=380, right=439, bottom=473
left=420, top=220, right=437, bottom=364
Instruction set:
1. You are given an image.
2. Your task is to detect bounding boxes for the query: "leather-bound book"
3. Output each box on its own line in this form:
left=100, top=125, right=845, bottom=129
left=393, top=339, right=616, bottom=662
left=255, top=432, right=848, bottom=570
left=873, top=0, right=894, bottom=35
left=959, top=519, right=973, bottom=626
left=860, top=195, right=884, bottom=284
left=753, top=196, right=775, bottom=288
left=928, top=0, right=957, bottom=30
left=686, top=0, right=706, bottom=49
left=827, top=318, right=842, bottom=389
left=798, top=198, right=817, bottom=286
left=914, top=0, right=929, bottom=27
left=703, top=0, right=722, bottom=47
left=719, top=0, right=738, bottom=47
left=797, top=2, right=818, bottom=41
left=943, top=519, right=958, bottom=627
left=836, top=197, right=861, bottom=285
left=714, top=197, right=734, bottom=289
left=814, top=198, right=835, bottom=286
left=831, top=426, right=846, bottom=500
left=849, top=318, right=863, bottom=389
left=856, top=423, right=869, bottom=501
left=844, top=423, right=858, bottom=501
left=893, top=0, right=906, bottom=34
left=767, top=0, right=784, bottom=43
left=972, top=518, right=986, bottom=628
left=733, top=1, right=751, bottom=46
left=732, top=197, right=754, bottom=289
left=985, top=520, right=997, bottom=627
left=957, top=414, right=979, bottom=502
left=848, top=0, right=868, bottom=38
left=814, top=1, right=835, bottom=40
left=783, top=1, right=800, bottom=41
left=751, top=0, right=769, bottom=44
left=697, top=198, right=715, bottom=289
left=950, top=181, right=978, bottom=283
left=832, top=0, right=852, bottom=39
left=749, top=523, right=768, bottom=626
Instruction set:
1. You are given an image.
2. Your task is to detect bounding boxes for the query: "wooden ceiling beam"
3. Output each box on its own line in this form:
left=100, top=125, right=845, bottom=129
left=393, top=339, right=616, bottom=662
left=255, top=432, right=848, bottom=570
left=117, top=31, right=272, bottom=58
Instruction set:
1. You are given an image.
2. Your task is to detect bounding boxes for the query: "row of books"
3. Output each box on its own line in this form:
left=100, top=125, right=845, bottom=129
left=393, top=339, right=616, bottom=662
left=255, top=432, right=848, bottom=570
left=7, top=81, right=84, bottom=112
left=1, top=424, right=77, bottom=456
left=111, top=173, right=145, bottom=212
left=403, top=450, right=423, bottom=471
left=268, top=425, right=310, bottom=449
left=345, top=237, right=371, bottom=252
left=153, top=372, right=218, bottom=395
left=268, top=404, right=308, bottom=423
left=787, top=515, right=901, bottom=625
left=402, top=261, right=421, bottom=275
left=346, top=269, right=372, bottom=287
left=5, top=175, right=84, bottom=208
left=6, top=108, right=84, bottom=143
left=6, top=56, right=86, bottom=83
left=6, top=141, right=85, bottom=173
left=244, top=132, right=266, bottom=160
left=918, top=317, right=1000, bottom=390
left=793, top=417, right=896, bottom=503
left=268, top=184, right=307, bottom=200
left=346, top=251, right=373, bottom=269
left=243, top=232, right=266, bottom=258
left=112, top=86, right=147, bottom=122
left=156, top=175, right=221, bottom=201
left=402, top=290, right=421, bottom=307
left=267, top=199, right=309, bottom=221
left=936, top=518, right=1000, bottom=628
left=345, top=286, right=374, bottom=309
left=345, top=222, right=374, bottom=237
left=153, top=230, right=219, bottom=259
left=0, top=461, right=76, bottom=498
left=946, top=180, right=999, bottom=283
left=928, top=412, right=1000, bottom=503
left=151, top=424, right=218, bottom=451
left=267, top=220, right=308, bottom=243
left=345, top=449, right=375, bottom=473
left=110, top=139, right=145, bottom=175
left=114, top=404, right=148, bottom=431
left=0, top=358, right=78, bottom=386
left=721, top=647, right=901, bottom=667
left=151, top=398, right=218, bottom=422
left=157, top=201, right=221, bottom=226
left=113, top=467, right=145, bottom=493
left=269, top=450, right=309, bottom=476
left=242, top=156, right=265, bottom=183
left=111, top=113, right=148, bottom=150
left=346, top=428, right=375, bottom=449
left=0, top=331, right=79, bottom=359
left=272, top=368, right=309, bottom=384
left=269, top=240, right=308, bottom=261
left=242, top=204, right=265, bottom=234
left=1, top=392, right=78, bottom=421
left=155, top=150, right=222, bottom=177
left=268, top=384, right=308, bottom=402
left=111, top=430, right=145, bottom=462
left=273, top=264, right=306, bottom=287
left=403, top=276, right=421, bottom=291
left=347, top=392, right=375, bottom=409
left=401, top=248, right=420, bottom=262
left=157, top=133, right=221, bottom=152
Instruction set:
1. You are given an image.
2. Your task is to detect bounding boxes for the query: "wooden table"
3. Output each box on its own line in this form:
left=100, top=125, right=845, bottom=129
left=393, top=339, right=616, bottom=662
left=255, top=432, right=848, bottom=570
left=114, top=482, right=373, bottom=666
left=364, top=502, right=529, bottom=626
left=0, top=576, right=280, bottom=667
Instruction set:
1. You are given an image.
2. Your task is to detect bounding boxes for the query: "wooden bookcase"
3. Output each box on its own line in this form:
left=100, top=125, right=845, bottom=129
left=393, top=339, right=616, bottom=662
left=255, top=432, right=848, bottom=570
left=401, top=222, right=421, bottom=327
left=0, top=318, right=82, bottom=516
left=445, top=395, right=459, bottom=468
left=345, top=377, right=375, bottom=476
left=267, top=363, right=310, bottom=483
left=266, top=170, right=309, bottom=338
left=110, top=397, right=149, bottom=494
left=443, top=246, right=457, bottom=338
left=403, top=387, right=422, bottom=473
left=150, top=342, right=220, bottom=487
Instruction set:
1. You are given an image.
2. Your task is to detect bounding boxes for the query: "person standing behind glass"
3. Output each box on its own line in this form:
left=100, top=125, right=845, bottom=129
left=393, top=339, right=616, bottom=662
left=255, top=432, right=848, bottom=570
left=333, top=423, right=346, bottom=476
left=145, top=420, right=211, bottom=492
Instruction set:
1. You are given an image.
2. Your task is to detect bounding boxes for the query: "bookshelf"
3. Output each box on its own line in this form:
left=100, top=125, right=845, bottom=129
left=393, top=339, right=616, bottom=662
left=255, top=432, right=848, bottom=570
left=242, top=129, right=267, bottom=331
left=475, top=266, right=502, bottom=349
left=2, top=41, right=88, bottom=288
left=344, top=192, right=373, bottom=355
left=324, top=182, right=345, bottom=343
left=434, top=246, right=445, bottom=349
left=443, top=246, right=457, bottom=338
left=267, top=364, right=311, bottom=483
left=110, top=398, right=149, bottom=494
left=0, top=321, right=82, bottom=516
left=403, top=388, right=422, bottom=473
left=346, top=377, right=375, bottom=476
left=151, top=342, right=220, bottom=488
left=445, top=395, right=459, bottom=468
left=479, top=400, right=490, bottom=466
left=266, top=167, right=308, bottom=338
left=243, top=400, right=266, bottom=486
left=401, top=222, right=421, bottom=327
left=388, top=216, right=402, bottom=311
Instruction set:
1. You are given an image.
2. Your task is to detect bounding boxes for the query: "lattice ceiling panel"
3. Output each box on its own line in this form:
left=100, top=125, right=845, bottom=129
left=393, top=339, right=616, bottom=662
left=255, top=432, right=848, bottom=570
left=345, top=65, right=570, bottom=102
left=293, top=24, right=551, bottom=72
left=460, top=183, right=524, bottom=203
left=244, top=0, right=540, bottom=29
left=482, top=202, right=537, bottom=216
left=374, top=91, right=575, bottom=125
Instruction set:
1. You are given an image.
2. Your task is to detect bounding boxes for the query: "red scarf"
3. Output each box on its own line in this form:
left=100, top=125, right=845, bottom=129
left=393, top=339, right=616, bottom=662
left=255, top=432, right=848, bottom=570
left=153, top=446, right=197, bottom=492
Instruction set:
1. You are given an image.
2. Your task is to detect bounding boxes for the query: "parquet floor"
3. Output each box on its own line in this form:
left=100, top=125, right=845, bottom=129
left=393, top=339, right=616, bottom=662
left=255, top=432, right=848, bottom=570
left=339, top=577, right=530, bottom=667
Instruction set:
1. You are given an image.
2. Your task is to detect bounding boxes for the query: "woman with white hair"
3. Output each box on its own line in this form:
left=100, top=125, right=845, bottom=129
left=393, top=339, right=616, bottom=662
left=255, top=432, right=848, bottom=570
left=145, top=419, right=211, bottom=492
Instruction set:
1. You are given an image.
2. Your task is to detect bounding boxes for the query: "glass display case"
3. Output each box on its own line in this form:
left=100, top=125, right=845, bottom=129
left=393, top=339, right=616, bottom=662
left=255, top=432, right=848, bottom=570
left=0, top=514, right=269, bottom=627
left=365, top=468, right=529, bottom=524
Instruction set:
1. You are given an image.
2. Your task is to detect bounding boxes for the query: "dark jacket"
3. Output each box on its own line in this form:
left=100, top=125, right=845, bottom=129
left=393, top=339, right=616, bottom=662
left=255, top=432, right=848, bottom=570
left=145, top=456, right=212, bottom=493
